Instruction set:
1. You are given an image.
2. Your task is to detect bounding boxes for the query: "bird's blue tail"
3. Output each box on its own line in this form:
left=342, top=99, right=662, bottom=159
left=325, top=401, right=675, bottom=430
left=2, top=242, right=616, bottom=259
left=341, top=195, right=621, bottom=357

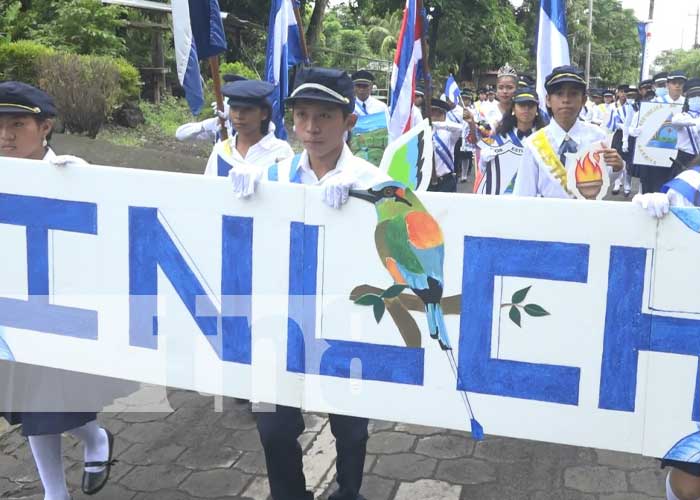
left=426, top=303, right=451, bottom=349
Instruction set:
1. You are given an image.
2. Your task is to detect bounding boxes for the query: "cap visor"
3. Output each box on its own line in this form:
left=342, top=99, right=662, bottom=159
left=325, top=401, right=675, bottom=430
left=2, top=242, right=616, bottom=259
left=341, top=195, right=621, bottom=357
left=0, top=104, right=41, bottom=114
left=285, top=89, right=349, bottom=108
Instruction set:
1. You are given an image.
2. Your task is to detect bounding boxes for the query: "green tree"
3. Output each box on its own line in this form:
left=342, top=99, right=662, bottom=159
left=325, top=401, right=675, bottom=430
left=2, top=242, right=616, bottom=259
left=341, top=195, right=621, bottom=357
left=654, top=49, right=700, bottom=77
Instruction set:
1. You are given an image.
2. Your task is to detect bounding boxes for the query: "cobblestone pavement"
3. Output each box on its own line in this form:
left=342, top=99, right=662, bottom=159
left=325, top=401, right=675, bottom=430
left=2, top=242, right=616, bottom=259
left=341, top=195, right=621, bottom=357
left=0, top=385, right=665, bottom=500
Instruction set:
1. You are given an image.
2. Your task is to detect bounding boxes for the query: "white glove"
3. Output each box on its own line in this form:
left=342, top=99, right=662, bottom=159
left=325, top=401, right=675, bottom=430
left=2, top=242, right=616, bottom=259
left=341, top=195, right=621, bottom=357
left=201, top=117, right=222, bottom=134
left=228, top=163, right=264, bottom=198
left=48, top=155, right=88, bottom=167
left=671, top=113, right=696, bottom=127
left=211, top=101, right=229, bottom=120
left=628, top=126, right=642, bottom=138
left=322, top=174, right=357, bottom=209
left=480, top=147, right=496, bottom=163
left=632, top=192, right=670, bottom=218
left=621, top=138, right=629, bottom=153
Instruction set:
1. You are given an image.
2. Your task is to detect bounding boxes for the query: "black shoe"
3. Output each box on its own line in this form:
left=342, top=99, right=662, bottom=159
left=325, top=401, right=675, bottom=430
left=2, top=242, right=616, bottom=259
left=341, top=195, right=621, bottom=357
left=612, top=188, right=620, bottom=195
left=623, top=190, right=631, bottom=198
left=81, top=429, right=116, bottom=495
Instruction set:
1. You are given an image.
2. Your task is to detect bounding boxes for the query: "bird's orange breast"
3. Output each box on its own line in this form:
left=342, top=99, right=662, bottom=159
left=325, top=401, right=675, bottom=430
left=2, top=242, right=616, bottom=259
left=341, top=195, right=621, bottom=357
left=405, top=212, right=443, bottom=249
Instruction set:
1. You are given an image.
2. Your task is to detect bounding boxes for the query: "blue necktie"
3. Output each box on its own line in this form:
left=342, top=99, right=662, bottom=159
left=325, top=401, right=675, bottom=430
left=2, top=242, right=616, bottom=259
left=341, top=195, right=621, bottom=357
left=558, top=136, right=577, bottom=166
left=362, top=102, right=367, bottom=114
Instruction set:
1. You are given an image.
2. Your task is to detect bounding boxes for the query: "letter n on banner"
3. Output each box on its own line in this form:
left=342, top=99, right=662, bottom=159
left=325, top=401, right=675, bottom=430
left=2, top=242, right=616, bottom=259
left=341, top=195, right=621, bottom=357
left=459, top=237, right=587, bottom=404
left=128, top=207, right=252, bottom=364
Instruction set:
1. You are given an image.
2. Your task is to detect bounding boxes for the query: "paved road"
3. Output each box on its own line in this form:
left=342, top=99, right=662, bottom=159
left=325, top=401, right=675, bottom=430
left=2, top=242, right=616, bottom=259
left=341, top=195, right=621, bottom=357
left=1, top=135, right=659, bottom=500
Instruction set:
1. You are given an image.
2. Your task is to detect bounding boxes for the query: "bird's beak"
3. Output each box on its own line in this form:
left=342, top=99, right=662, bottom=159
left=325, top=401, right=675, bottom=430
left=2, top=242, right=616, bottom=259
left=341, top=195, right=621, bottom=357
left=349, top=189, right=378, bottom=203
left=395, top=195, right=412, bottom=207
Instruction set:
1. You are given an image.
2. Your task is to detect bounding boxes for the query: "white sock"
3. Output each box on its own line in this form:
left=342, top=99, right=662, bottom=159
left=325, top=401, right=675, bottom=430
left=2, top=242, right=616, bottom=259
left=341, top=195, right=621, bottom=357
left=66, top=420, right=109, bottom=473
left=27, top=434, right=70, bottom=500
left=667, top=471, right=682, bottom=500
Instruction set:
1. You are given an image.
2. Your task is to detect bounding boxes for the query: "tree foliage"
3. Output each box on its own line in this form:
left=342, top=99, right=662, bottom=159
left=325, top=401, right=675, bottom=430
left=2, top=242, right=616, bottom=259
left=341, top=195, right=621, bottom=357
left=517, top=0, right=640, bottom=86
left=654, top=49, right=700, bottom=77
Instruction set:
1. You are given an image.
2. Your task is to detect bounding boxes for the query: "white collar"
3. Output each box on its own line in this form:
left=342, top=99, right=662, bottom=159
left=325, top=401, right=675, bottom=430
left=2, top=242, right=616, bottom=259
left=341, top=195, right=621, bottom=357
left=231, top=131, right=278, bottom=152
left=42, top=148, right=56, bottom=161
left=548, top=119, right=585, bottom=148
left=297, top=144, right=352, bottom=182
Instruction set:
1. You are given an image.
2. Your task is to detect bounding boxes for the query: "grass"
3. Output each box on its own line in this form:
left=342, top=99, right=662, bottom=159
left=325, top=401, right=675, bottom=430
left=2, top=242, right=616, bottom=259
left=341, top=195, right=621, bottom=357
left=98, top=94, right=205, bottom=152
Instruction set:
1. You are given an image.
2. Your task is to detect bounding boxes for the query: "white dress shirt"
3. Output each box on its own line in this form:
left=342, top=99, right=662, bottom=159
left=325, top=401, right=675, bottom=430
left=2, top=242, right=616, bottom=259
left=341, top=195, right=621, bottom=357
left=432, top=120, right=462, bottom=177
left=204, top=131, right=294, bottom=177
left=354, top=96, right=388, bottom=116
left=513, top=119, right=618, bottom=198
left=671, top=112, right=700, bottom=156
left=269, top=144, right=391, bottom=188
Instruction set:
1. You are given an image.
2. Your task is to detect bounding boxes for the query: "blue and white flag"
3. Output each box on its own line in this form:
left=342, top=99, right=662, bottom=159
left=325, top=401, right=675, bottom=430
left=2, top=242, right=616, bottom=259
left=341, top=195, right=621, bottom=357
left=172, top=0, right=227, bottom=115
left=536, top=0, right=570, bottom=110
left=388, top=0, right=427, bottom=142
left=265, top=0, right=306, bottom=140
left=637, top=21, right=652, bottom=81
left=445, top=74, right=460, bottom=105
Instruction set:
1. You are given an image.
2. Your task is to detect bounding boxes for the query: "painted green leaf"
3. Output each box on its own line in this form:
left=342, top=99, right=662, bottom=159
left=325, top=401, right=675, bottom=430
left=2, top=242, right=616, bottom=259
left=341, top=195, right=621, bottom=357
left=511, top=286, right=531, bottom=304
left=355, top=293, right=381, bottom=306
left=509, top=305, right=521, bottom=327
left=373, top=301, right=385, bottom=323
left=381, top=284, right=407, bottom=299
left=524, top=304, right=550, bottom=317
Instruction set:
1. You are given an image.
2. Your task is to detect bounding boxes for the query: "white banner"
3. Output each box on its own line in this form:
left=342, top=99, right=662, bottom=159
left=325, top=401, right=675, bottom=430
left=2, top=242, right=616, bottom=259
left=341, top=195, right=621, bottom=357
left=1, top=157, right=700, bottom=462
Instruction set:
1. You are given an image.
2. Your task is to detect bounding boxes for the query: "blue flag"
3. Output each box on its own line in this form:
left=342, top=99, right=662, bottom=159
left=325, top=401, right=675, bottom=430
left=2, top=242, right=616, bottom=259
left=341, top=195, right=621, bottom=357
left=265, top=0, right=307, bottom=140
left=173, top=0, right=228, bottom=115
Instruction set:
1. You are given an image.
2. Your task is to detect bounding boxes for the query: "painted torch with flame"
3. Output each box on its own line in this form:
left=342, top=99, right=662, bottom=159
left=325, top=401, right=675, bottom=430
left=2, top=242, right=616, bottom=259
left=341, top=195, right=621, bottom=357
left=574, top=152, right=604, bottom=199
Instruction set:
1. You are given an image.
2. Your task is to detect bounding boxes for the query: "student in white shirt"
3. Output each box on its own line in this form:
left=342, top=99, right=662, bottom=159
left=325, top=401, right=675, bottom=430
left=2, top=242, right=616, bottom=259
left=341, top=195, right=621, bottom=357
left=429, top=98, right=462, bottom=192
left=228, top=66, right=389, bottom=500
left=512, top=65, right=625, bottom=198
left=204, top=80, right=293, bottom=177
left=629, top=71, right=688, bottom=193
left=351, top=70, right=388, bottom=116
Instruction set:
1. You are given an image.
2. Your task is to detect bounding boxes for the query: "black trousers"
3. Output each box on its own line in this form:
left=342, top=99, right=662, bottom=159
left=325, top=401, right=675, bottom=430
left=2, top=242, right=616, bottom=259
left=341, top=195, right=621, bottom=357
left=428, top=173, right=457, bottom=193
left=256, top=405, right=369, bottom=500
left=639, top=150, right=694, bottom=194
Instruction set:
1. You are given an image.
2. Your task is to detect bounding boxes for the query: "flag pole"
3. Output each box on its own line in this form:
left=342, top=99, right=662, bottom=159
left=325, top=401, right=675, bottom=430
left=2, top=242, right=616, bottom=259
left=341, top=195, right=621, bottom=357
left=416, top=0, right=431, bottom=121
left=292, top=2, right=310, bottom=61
left=209, top=55, right=229, bottom=141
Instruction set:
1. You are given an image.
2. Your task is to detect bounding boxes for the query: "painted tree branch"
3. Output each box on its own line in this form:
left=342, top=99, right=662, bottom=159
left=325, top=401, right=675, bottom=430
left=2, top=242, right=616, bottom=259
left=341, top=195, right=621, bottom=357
left=349, top=285, right=461, bottom=314
left=349, top=285, right=462, bottom=349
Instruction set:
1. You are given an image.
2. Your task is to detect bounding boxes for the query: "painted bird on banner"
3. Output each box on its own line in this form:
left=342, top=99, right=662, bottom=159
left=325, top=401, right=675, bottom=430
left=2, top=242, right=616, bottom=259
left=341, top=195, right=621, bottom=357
left=349, top=181, right=450, bottom=350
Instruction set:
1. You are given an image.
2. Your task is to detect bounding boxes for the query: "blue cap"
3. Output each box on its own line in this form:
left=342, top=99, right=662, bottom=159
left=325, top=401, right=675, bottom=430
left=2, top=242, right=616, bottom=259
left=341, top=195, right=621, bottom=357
left=222, top=74, right=247, bottom=83
left=685, top=78, right=700, bottom=95
left=668, top=70, right=688, bottom=82
left=518, top=73, right=535, bottom=88
left=222, top=80, right=274, bottom=107
left=512, top=87, right=539, bottom=104
left=544, top=65, right=586, bottom=92
left=0, top=81, right=56, bottom=116
left=287, top=67, right=354, bottom=113
left=430, top=98, right=451, bottom=113
left=653, top=72, right=668, bottom=83
left=351, top=70, right=375, bottom=84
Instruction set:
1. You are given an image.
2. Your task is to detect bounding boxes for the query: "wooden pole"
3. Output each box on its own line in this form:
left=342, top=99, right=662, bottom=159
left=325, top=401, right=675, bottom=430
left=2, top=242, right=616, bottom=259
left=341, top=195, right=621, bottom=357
left=209, top=55, right=228, bottom=141
left=292, top=4, right=310, bottom=61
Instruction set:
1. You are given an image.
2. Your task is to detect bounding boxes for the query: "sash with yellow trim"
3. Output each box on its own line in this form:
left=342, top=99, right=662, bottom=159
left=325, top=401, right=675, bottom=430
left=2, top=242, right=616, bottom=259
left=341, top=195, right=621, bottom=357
left=529, top=128, right=572, bottom=196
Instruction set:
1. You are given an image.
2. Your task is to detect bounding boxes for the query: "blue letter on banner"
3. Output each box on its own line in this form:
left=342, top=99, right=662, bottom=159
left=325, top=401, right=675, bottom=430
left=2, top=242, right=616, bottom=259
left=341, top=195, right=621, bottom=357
left=599, top=246, right=700, bottom=421
left=286, top=222, right=424, bottom=384
left=0, top=193, right=97, bottom=338
left=459, top=237, right=588, bottom=405
left=128, top=207, right=252, bottom=363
